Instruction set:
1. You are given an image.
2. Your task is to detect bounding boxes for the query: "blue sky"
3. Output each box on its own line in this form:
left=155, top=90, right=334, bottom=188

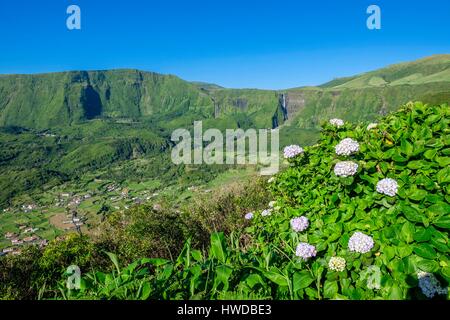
left=0, top=0, right=449, bottom=89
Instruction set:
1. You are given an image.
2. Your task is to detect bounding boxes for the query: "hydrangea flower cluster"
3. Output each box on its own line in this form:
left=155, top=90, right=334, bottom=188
left=283, top=145, right=304, bottom=159
left=329, top=118, right=344, bottom=127
left=335, top=138, right=360, bottom=156
left=376, top=178, right=399, bottom=197
left=290, top=216, right=309, bottom=232
left=348, top=232, right=374, bottom=253
left=418, top=271, right=448, bottom=298
left=367, top=123, right=378, bottom=130
left=261, top=209, right=272, bottom=217
left=328, top=257, right=346, bottom=272
left=244, top=212, right=254, bottom=220
left=295, top=243, right=317, bottom=260
left=334, top=161, right=359, bottom=177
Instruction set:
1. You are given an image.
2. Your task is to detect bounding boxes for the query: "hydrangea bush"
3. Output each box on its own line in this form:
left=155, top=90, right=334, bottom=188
left=62, top=102, right=450, bottom=300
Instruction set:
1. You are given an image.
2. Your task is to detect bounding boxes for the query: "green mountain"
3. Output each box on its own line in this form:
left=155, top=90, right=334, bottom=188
left=1, top=55, right=449, bottom=141
left=277, top=54, right=450, bottom=145
left=0, top=55, right=449, bottom=207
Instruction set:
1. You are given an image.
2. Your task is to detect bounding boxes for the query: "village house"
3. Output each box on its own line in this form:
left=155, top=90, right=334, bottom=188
left=23, top=235, right=39, bottom=243
left=11, top=239, right=23, bottom=245
left=5, top=232, right=17, bottom=239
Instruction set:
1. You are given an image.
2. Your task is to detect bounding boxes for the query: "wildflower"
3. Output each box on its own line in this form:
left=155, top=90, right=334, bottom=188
left=418, top=271, right=448, bottom=298
left=261, top=209, right=272, bottom=217
left=295, top=243, right=317, bottom=260
left=283, top=145, right=304, bottom=159
left=268, top=177, right=275, bottom=183
left=244, top=212, right=254, bottom=220
left=334, top=161, right=358, bottom=177
left=328, top=257, right=346, bottom=272
left=329, top=118, right=344, bottom=127
left=268, top=201, right=276, bottom=208
left=367, top=123, right=378, bottom=130
left=290, top=216, right=309, bottom=232
left=376, top=178, right=398, bottom=197
left=348, top=232, right=374, bottom=253
left=335, top=138, right=360, bottom=156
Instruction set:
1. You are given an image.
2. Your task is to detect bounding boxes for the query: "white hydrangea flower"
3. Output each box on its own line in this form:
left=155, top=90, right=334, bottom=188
left=367, top=123, right=378, bottom=130
left=244, top=212, right=254, bottom=220
left=335, top=138, right=360, bottom=156
left=348, top=232, right=374, bottom=253
left=328, top=257, right=346, bottom=272
left=295, top=243, right=317, bottom=260
left=261, top=209, right=272, bottom=217
left=376, top=178, right=398, bottom=197
left=418, top=271, right=448, bottom=298
left=334, top=161, right=358, bottom=177
left=290, top=216, right=309, bottom=232
left=283, top=145, right=304, bottom=159
left=329, top=118, right=344, bottom=127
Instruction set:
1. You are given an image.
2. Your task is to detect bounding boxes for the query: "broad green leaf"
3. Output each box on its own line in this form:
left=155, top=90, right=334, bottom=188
left=323, top=280, right=339, bottom=299
left=263, top=270, right=288, bottom=287
left=413, top=244, right=437, bottom=259
left=401, top=222, right=415, bottom=243
left=433, top=216, right=450, bottom=229
left=292, top=271, right=314, bottom=291
left=210, top=232, right=227, bottom=263
left=416, top=259, right=439, bottom=273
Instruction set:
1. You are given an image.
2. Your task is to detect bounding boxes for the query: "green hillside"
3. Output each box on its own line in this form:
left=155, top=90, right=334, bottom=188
left=1, top=55, right=450, bottom=213
left=280, top=55, right=450, bottom=145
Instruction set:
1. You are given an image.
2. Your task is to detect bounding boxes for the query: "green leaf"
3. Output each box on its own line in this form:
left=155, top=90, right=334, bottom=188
left=436, top=157, right=450, bottom=167
left=141, top=258, right=170, bottom=267
left=388, top=285, right=403, bottom=300
left=292, top=271, right=314, bottom=292
left=437, top=167, right=450, bottom=184
left=323, top=280, right=339, bottom=299
left=413, top=228, right=432, bottom=242
left=210, top=232, right=227, bottom=263
left=401, top=222, right=415, bottom=243
left=433, top=216, right=450, bottom=229
left=441, top=267, right=450, bottom=281
left=140, top=282, right=151, bottom=300
left=416, top=259, right=439, bottom=273
left=428, top=203, right=450, bottom=217
left=400, top=139, right=414, bottom=157
left=245, top=274, right=265, bottom=289
left=106, top=252, right=120, bottom=274
left=413, top=244, right=437, bottom=260
left=407, top=188, right=427, bottom=201
left=191, top=250, right=203, bottom=263
left=401, top=204, right=423, bottom=223
left=396, top=245, right=413, bottom=258
left=213, top=265, right=233, bottom=291
left=263, top=269, right=288, bottom=287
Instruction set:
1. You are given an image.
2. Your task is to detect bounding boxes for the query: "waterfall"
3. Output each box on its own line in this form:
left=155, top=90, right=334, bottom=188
left=280, top=93, right=288, bottom=121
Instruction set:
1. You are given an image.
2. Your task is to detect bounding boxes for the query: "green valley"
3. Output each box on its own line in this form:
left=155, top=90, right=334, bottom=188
left=1, top=54, right=450, bottom=256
